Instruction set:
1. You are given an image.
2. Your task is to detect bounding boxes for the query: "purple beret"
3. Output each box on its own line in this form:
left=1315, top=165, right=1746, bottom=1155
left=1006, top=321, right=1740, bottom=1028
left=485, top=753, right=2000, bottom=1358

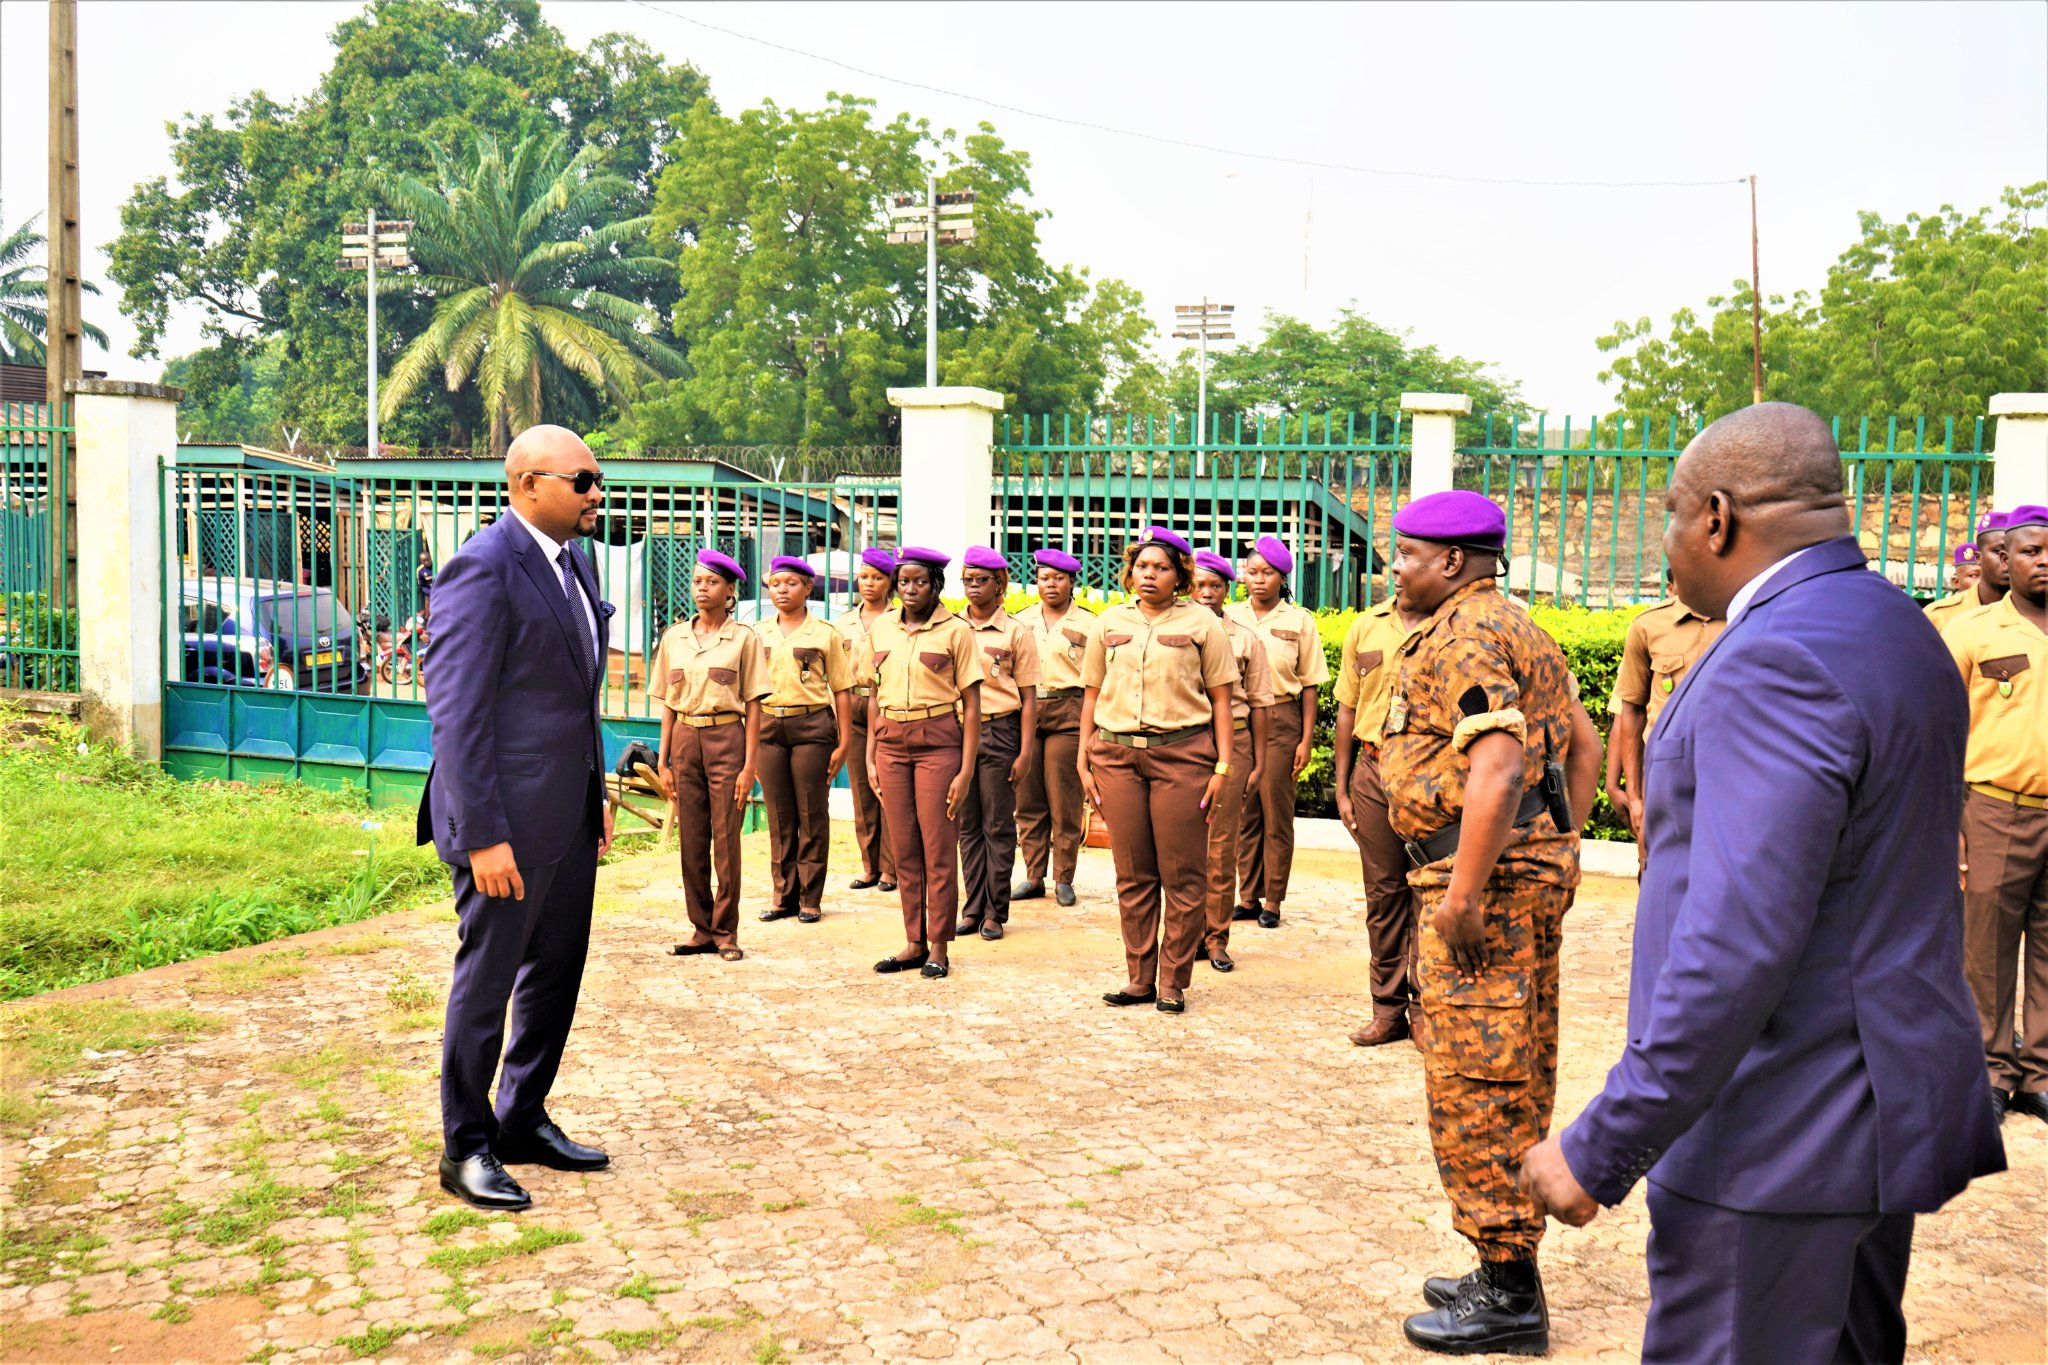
left=896, top=546, right=950, bottom=573
left=1033, top=548, right=1081, bottom=574
left=1193, top=550, right=1236, bottom=582
left=2003, top=503, right=2048, bottom=531
left=859, top=547, right=898, bottom=574
left=962, top=545, right=1009, bottom=572
left=1250, top=534, right=1293, bottom=576
left=1140, top=525, right=1193, bottom=557
left=1977, top=510, right=2007, bottom=536
left=768, top=555, right=815, bottom=579
left=1954, top=543, right=1980, bottom=567
left=696, top=548, right=745, bottom=582
left=1394, top=490, right=1507, bottom=548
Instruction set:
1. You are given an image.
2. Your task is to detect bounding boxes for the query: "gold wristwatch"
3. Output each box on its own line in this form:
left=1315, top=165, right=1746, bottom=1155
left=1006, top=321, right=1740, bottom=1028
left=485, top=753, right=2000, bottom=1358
left=1214, top=761, right=1233, bottom=776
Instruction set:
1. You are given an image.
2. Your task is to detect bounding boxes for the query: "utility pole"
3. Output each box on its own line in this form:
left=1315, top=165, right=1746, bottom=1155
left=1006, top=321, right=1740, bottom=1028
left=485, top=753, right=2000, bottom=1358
left=46, top=0, right=80, bottom=602
left=337, top=211, right=411, bottom=454
left=888, top=181, right=975, bottom=387
left=1749, top=174, right=1763, bottom=406
left=1172, top=300, right=1234, bottom=475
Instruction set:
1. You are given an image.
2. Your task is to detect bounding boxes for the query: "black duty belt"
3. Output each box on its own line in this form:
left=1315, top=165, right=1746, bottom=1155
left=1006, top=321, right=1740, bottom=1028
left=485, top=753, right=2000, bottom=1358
left=1404, top=788, right=1550, bottom=868
left=1096, top=724, right=1207, bottom=751
left=1037, top=686, right=1082, bottom=699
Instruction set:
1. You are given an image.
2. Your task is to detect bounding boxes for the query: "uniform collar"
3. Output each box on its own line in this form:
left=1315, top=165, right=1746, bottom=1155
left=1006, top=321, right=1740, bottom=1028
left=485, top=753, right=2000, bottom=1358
left=898, top=603, right=955, bottom=632
left=964, top=604, right=1010, bottom=631
left=686, top=614, right=747, bottom=642
left=1668, top=595, right=1713, bottom=623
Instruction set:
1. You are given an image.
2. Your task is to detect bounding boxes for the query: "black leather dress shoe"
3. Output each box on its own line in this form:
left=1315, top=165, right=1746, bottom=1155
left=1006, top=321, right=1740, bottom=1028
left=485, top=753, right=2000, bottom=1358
left=878, top=880, right=897, bottom=893
left=980, top=920, right=1004, bottom=940
left=759, top=907, right=799, bottom=922
left=1992, top=1086, right=2012, bottom=1124
left=1054, top=882, right=1077, bottom=907
left=1257, top=910, right=1281, bottom=929
left=2010, top=1090, right=2048, bottom=1124
left=1208, top=949, right=1235, bottom=972
left=1422, top=1267, right=1482, bottom=1308
left=849, top=873, right=880, bottom=889
left=439, top=1152, right=531, bottom=1210
left=1403, top=1260, right=1548, bottom=1356
left=1231, top=905, right=1260, bottom=922
left=1011, top=878, right=1045, bottom=900
left=495, top=1120, right=610, bottom=1172
left=875, top=951, right=928, bottom=973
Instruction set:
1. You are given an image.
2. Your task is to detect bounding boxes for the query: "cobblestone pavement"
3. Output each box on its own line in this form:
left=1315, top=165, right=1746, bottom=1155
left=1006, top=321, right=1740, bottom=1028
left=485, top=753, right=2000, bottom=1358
left=3, top=831, right=2043, bottom=1364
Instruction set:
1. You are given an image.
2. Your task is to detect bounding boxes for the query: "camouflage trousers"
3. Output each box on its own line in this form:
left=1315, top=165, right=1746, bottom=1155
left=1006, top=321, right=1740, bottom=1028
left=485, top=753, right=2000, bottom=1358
left=1414, top=879, right=1570, bottom=1263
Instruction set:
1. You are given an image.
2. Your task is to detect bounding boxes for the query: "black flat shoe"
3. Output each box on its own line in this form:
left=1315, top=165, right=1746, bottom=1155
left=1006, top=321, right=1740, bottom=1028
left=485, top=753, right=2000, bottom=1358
left=980, top=920, right=1004, bottom=940
left=797, top=910, right=822, bottom=923
left=958, top=916, right=983, bottom=936
left=1257, top=910, right=1281, bottom=929
left=1054, top=882, right=1077, bottom=907
left=849, top=874, right=880, bottom=889
left=496, top=1120, right=609, bottom=1172
left=1208, top=950, right=1235, bottom=972
left=2010, top=1090, right=2048, bottom=1124
left=669, top=941, right=717, bottom=956
left=759, top=908, right=799, bottom=922
left=1157, top=998, right=1185, bottom=1014
left=1010, top=878, right=1045, bottom=900
left=878, top=880, right=898, bottom=893
left=920, top=960, right=950, bottom=979
left=1102, top=989, right=1157, bottom=1007
left=875, top=952, right=929, bottom=973
left=439, top=1152, right=531, bottom=1210
left=1231, top=905, right=1260, bottom=922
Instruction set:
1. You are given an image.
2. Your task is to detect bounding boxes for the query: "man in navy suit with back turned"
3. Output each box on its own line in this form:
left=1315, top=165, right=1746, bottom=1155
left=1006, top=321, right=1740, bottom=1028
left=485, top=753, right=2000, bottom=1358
left=420, top=424, right=617, bottom=1210
left=1520, top=403, right=2005, bottom=1362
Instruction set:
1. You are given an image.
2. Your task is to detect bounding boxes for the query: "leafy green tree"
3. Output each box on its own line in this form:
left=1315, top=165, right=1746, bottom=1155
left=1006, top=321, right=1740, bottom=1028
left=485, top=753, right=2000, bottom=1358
left=108, top=0, right=707, bottom=446
left=0, top=210, right=110, bottom=364
left=160, top=337, right=287, bottom=445
left=1598, top=182, right=2046, bottom=434
left=377, top=133, right=684, bottom=455
left=638, top=96, right=1155, bottom=446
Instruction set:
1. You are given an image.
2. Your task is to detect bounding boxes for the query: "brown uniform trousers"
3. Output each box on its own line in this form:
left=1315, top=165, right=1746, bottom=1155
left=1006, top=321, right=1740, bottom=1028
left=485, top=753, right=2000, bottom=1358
left=1348, top=745, right=1418, bottom=1022
left=845, top=693, right=895, bottom=882
left=958, top=711, right=1023, bottom=925
left=669, top=721, right=749, bottom=949
left=756, top=707, right=837, bottom=912
left=1962, top=789, right=2048, bottom=1094
left=875, top=713, right=965, bottom=944
left=1203, top=723, right=1256, bottom=954
left=1416, top=879, right=1570, bottom=1262
left=1093, top=731, right=1215, bottom=994
left=1017, top=692, right=1086, bottom=886
left=1238, top=699, right=1304, bottom=909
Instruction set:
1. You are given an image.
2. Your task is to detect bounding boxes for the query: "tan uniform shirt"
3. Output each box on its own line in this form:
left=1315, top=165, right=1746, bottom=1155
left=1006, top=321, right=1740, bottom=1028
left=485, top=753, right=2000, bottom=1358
left=1945, top=597, right=2048, bottom=797
left=1222, top=616, right=1276, bottom=723
left=1333, top=598, right=1416, bottom=746
left=1082, top=600, right=1238, bottom=733
left=653, top=616, right=771, bottom=716
left=963, top=606, right=1042, bottom=718
left=1925, top=587, right=1997, bottom=636
left=1610, top=597, right=1726, bottom=734
left=1015, top=601, right=1097, bottom=692
left=755, top=612, right=852, bottom=709
left=855, top=605, right=986, bottom=713
left=834, top=606, right=892, bottom=695
left=1225, top=599, right=1329, bottom=700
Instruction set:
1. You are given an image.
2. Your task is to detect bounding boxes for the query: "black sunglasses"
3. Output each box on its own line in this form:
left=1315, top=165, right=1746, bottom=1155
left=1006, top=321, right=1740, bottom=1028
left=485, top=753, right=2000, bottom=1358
left=529, top=469, right=605, bottom=494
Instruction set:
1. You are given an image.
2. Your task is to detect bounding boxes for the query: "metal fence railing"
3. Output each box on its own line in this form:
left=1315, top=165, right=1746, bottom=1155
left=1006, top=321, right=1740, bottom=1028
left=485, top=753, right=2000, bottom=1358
left=2, top=401, right=79, bottom=692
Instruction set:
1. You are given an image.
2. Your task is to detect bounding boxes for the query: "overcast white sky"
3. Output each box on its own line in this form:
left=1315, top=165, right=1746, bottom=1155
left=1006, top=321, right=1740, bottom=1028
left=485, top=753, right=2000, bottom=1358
left=2, top=0, right=2043, bottom=416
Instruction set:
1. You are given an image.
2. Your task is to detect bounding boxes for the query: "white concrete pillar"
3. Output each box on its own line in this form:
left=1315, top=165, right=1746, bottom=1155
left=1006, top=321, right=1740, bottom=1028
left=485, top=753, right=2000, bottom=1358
left=1400, top=392, right=1473, bottom=500
left=1990, top=393, right=2048, bottom=512
left=886, top=386, right=1005, bottom=571
left=70, top=378, right=181, bottom=759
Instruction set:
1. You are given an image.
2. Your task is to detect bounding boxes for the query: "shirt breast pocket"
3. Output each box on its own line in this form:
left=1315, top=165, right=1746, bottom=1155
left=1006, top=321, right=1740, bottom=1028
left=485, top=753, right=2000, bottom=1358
left=983, top=646, right=1010, bottom=676
left=919, top=651, right=954, bottom=676
left=666, top=668, right=687, bottom=688
left=1102, top=631, right=1133, bottom=662
left=1980, top=653, right=2030, bottom=698
left=1156, top=634, right=1194, bottom=649
left=1650, top=650, right=1690, bottom=696
left=1061, top=627, right=1088, bottom=654
left=1271, top=628, right=1299, bottom=644
left=1355, top=648, right=1384, bottom=676
left=792, top=646, right=824, bottom=679
left=708, top=667, right=739, bottom=687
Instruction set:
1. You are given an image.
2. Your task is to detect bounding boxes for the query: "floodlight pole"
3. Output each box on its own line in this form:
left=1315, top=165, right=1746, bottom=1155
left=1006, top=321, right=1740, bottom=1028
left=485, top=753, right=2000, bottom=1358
left=366, top=204, right=379, bottom=457
left=925, top=173, right=938, bottom=387
left=1197, top=294, right=1211, bottom=459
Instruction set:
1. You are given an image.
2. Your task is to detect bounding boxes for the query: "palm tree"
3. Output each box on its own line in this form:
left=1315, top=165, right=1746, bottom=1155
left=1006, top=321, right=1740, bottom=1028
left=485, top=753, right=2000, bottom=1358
left=378, top=133, right=683, bottom=455
left=0, top=210, right=110, bottom=364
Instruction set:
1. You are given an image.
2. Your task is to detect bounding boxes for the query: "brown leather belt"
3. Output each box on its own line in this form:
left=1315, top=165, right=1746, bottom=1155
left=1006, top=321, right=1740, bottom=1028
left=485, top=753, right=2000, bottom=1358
left=1037, top=686, right=1082, bottom=699
left=680, top=712, right=743, bottom=729
left=762, top=702, right=828, bottom=718
left=1096, top=724, right=1207, bottom=750
left=882, top=703, right=955, bottom=722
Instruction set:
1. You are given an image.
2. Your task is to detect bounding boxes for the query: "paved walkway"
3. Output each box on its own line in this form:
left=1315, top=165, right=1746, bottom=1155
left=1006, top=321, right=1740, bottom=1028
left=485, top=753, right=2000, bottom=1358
left=3, top=830, right=2043, bottom=1363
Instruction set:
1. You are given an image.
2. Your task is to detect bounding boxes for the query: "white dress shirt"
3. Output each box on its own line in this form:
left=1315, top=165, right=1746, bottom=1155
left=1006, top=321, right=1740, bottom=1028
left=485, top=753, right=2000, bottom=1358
left=509, top=509, right=600, bottom=666
left=1725, top=544, right=1818, bottom=627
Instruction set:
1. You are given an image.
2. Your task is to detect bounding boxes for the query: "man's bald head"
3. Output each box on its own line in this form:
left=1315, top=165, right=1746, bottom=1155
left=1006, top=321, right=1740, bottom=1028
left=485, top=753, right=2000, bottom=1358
left=504, top=424, right=594, bottom=482
left=504, top=424, right=603, bottom=542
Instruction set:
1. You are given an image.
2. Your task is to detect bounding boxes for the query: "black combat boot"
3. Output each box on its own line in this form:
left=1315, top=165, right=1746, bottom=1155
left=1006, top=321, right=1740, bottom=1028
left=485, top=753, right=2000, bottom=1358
left=1402, top=1257, right=1549, bottom=1356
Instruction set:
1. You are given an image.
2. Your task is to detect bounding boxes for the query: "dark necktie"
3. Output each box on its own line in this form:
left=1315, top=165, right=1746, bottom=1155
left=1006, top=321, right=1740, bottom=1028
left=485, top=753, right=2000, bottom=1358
left=557, top=548, right=596, bottom=688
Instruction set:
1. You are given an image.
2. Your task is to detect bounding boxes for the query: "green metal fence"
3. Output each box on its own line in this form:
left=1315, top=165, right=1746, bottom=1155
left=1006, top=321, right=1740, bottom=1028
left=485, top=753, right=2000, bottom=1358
left=159, top=459, right=899, bottom=802
left=1, top=401, right=79, bottom=691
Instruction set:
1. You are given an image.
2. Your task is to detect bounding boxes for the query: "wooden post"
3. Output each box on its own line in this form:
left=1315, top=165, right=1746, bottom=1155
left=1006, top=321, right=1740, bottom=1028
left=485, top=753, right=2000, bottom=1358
left=46, top=0, right=81, bottom=604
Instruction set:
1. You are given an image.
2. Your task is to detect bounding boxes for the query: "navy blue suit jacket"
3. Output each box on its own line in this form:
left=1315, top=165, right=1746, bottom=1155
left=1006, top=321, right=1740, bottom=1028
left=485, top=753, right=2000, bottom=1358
left=1559, top=536, right=2005, bottom=1214
left=415, top=515, right=609, bottom=868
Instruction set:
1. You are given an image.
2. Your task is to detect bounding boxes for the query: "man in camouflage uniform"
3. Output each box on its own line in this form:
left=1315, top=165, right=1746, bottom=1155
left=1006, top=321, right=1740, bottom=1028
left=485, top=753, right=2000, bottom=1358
left=1380, top=490, right=1583, bottom=1356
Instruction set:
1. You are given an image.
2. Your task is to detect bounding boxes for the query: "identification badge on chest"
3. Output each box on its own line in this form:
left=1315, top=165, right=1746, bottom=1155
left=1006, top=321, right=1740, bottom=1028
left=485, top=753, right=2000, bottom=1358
left=1385, top=692, right=1409, bottom=735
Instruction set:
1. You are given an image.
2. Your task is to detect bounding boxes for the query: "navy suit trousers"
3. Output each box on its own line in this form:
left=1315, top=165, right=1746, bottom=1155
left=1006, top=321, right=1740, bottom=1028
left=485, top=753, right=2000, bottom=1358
left=1643, top=1183, right=1913, bottom=1365
left=440, top=814, right=599, bottom=1158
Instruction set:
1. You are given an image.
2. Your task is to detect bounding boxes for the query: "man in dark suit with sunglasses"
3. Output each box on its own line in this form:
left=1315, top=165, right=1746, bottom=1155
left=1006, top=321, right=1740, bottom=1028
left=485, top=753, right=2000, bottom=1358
left=420, top=424, right=616, bottom=1210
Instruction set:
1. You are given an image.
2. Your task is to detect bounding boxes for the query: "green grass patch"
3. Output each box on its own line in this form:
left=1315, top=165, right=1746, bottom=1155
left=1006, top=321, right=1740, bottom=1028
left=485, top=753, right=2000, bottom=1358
left=0, top=709, right=447, bottom=999
left=384, top=967, right=438, bottom=1013
left=753, top=1335, right=792, bottom=1365
left=421, top=1208, right=493, bottom=1240
left=425, top=1224, right=581, bottom=1273
left=269, top=1035, right=377, bottom=1090
left=321, top=933, right=403, bottom=956
left=196, top=1175, right=301, bottom=1246
left=616, top=1271, right=673, bottom=1301
left=0, top=1000, right=214, bottom=1131
left=199, top=948, right=310, bottom=992
left=336, top=1323, right=430, bottom=1357
left=667, top=1188, right=748, bottom=1237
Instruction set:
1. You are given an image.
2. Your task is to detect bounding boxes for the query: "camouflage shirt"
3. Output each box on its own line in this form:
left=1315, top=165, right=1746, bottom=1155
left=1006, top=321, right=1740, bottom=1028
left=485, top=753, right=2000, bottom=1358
left=1382, top=579, right=1581, bottom=891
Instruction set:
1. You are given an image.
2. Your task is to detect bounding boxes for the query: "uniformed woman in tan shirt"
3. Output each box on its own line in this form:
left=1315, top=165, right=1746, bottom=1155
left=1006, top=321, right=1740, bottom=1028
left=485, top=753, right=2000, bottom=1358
left=754, top=555, right=852, bottom=924
left=1226, top=534, right=1330, bottom=929
left=858, top=547, right=984, bottom=979
left=655, top=549, right=769, bottom=962
left=1078, top=527, right=1237, bottom=1012
left=834, top=548, right=899, bottom=892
